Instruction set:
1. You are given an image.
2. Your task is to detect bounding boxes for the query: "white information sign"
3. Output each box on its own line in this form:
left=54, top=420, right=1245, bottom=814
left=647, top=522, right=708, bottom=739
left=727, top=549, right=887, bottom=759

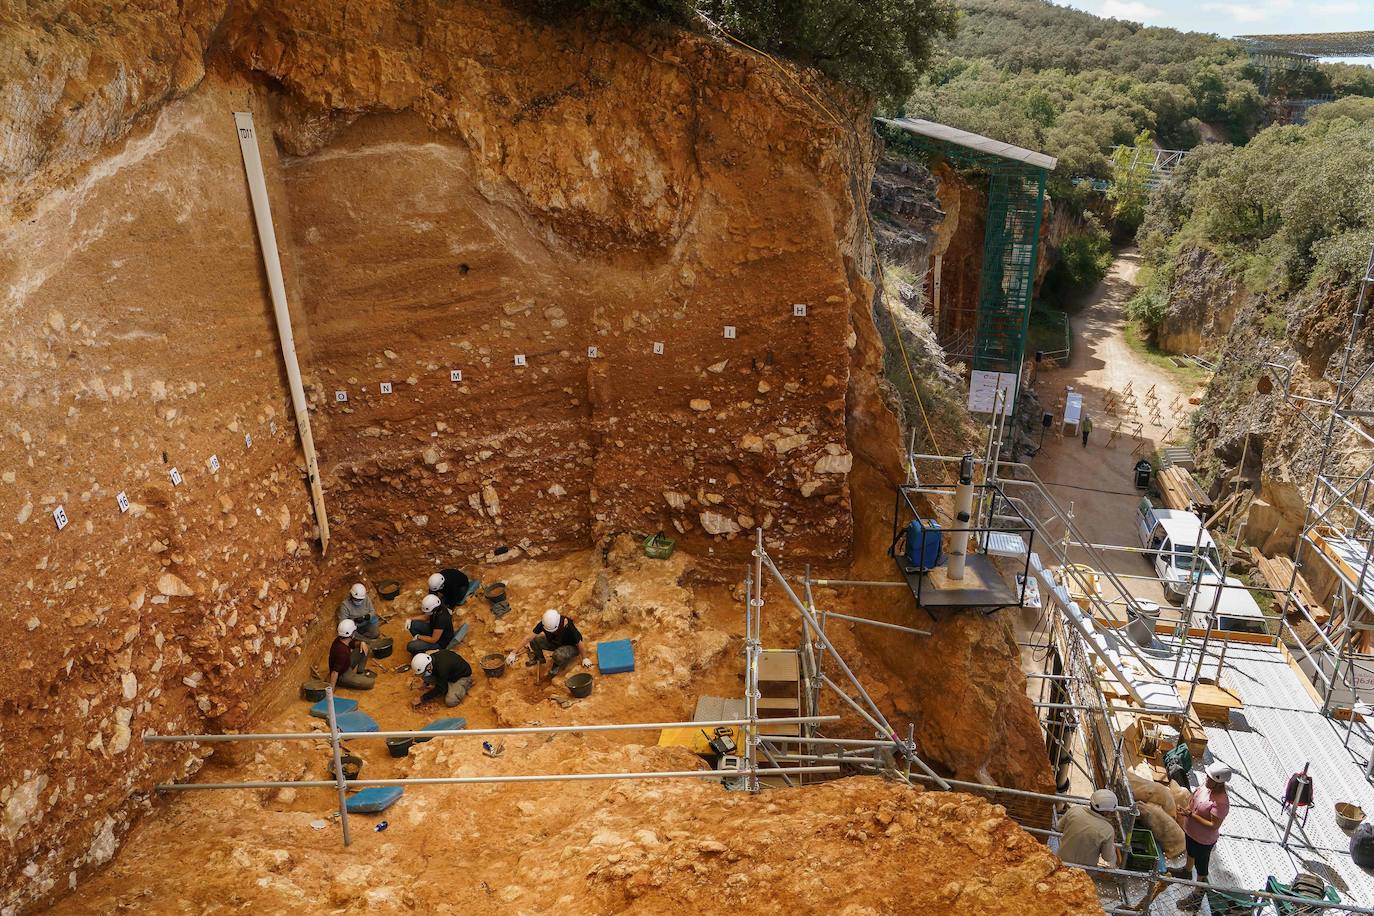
left=1063, top=391, right=1084, bottom=426
left=967, top=370, right=1018, bottom=414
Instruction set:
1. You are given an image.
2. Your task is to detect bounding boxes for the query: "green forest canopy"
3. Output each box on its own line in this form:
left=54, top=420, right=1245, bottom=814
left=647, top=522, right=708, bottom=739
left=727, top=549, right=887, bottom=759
left=904, top=0, right=1374, bottom=180
left=1129, top=110, right=1374, bottom=333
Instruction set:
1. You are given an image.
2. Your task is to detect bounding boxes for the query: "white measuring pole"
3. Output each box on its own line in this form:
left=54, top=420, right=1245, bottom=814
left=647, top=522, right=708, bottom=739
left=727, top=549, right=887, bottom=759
left=233, top=111, right=330, bottom=553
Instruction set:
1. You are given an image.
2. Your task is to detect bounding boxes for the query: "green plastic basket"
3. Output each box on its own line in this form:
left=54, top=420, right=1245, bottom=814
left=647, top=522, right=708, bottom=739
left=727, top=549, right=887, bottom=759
left=643, top=533, right=675, bottom=560
left=1126, top=827, right=1163, bottom=872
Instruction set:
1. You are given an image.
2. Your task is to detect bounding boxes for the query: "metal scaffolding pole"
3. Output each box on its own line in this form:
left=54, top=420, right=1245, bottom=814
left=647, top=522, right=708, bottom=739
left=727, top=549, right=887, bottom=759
left=159, top=767, right=843, bottom=793
left=147, top=716, right=838, bottom=745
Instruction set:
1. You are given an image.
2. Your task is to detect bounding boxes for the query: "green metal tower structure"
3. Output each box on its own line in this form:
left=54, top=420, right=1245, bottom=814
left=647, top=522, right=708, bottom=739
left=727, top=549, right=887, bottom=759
left=877, top=118, right=1055, bottom=377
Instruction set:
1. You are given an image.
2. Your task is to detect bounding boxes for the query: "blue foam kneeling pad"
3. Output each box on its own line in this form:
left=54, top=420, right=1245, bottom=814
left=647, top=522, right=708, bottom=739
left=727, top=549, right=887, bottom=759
left=416, top=716, right=466, bottom=743
left=346, top=786, right=404, bottom=813
left=597, top=639, right=635, bottom=675
left=463, top=579, right=482, bottom=602
left=308, top=697, right=359, bottom=719
left=447, top=622, right=470, bottom=649
left=334, top=710, right=378, bottom=733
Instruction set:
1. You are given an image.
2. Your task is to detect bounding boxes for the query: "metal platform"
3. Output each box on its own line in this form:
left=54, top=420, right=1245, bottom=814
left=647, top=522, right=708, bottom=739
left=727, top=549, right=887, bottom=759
left=896, top=554, right=1019, bottom=608
left=1154, top=636, right=1374, bottom=903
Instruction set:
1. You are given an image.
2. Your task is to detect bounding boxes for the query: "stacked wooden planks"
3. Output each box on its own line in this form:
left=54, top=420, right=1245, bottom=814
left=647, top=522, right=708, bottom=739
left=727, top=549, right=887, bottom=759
left=1249, top=547, right=1329, bottom=625
left=1155, top=465, right=1213, bottom=514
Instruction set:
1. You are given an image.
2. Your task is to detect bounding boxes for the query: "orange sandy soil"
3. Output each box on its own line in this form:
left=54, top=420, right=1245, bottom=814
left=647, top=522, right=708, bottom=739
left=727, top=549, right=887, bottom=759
left=50, top=537, right=1099, bottom=914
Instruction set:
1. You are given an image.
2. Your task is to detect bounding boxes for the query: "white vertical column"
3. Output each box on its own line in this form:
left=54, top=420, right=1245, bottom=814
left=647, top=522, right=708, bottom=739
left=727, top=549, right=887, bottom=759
left=233, top=111, right=330, bottom=553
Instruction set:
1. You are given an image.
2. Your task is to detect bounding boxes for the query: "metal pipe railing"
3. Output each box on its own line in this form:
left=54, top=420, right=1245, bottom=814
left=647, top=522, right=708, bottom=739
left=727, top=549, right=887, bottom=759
left=159, top=766, right=842, bottom=793
left=146, top=716, right=839, bottom=744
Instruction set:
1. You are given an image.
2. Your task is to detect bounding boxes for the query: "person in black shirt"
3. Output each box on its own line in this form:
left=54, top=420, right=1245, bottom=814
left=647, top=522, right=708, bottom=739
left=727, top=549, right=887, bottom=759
left=405, top=594, right=455, bottom=655
left=428, top=568, right=472, bottom=608
left=522, top=609, right=586, bottom=677
left=411, top=649, right=473, bottom=708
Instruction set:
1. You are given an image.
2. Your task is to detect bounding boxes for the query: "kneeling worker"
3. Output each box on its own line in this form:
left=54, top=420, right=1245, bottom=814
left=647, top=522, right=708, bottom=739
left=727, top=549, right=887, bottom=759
left=523, top=609, right=588, bottom=678
left=1056, top=789, right=1119, bottom=869
left=329, top=620, right=375, bottom=691
left=428, top=568, right=472, bottom=608
left=337, top=582, right=380, bottom=639
left=411, top=649, right=474, bottom=708
left=405, top=594, right=455, bottom=655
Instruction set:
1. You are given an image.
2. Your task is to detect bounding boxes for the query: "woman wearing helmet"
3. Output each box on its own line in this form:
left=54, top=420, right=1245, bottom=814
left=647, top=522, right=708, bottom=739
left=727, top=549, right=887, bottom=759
left=405, top=593, right=455, bottom=656
left=1177, top=761, right=1232, bottom=909
left=521, top=609, right=586, bottom=678
left=328, top=619, right=375, bottom=691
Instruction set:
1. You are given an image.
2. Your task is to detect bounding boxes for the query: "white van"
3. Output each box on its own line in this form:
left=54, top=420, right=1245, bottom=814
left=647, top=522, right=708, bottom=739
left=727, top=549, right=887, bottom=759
left=1185, top=577, right=1268, bottom=635
left=1136, top=498, right=1222, bottom=602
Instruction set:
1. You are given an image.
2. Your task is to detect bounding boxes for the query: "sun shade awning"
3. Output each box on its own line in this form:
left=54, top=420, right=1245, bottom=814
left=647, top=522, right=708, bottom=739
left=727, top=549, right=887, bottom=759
left=877, top=117, right=1057, bottom=172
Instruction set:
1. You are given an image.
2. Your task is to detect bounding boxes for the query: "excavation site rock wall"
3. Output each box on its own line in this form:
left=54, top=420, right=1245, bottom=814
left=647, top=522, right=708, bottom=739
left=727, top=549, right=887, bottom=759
left=1, top=3, right=1055, bottom=909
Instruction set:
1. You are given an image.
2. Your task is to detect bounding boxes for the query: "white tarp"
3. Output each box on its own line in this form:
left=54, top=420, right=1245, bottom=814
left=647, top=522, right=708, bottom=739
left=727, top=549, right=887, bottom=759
left=968, top=370, right=1019, bottom=413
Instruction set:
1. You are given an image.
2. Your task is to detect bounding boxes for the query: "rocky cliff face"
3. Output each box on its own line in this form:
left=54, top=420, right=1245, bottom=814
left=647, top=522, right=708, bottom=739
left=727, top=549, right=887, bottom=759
left=1156, top=245, right=1367, bottom=556
left=1, top=4, right=1053, bottom=909
left=1155, top=245, right=1246, bottom=355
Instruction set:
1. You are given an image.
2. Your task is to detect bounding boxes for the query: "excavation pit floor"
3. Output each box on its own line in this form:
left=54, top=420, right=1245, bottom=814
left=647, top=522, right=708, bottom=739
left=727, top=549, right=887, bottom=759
left=48, top=539, right=1099, bottom=914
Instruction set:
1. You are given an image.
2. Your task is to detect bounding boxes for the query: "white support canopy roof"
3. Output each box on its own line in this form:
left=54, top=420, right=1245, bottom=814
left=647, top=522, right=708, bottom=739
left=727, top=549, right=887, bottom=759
left=878, top=117, right=1058, bottom=172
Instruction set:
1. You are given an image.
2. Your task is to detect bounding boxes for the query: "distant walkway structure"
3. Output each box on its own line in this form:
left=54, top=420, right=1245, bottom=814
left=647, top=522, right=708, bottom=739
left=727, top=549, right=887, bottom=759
left=877, top=117, right=1056, bottom=381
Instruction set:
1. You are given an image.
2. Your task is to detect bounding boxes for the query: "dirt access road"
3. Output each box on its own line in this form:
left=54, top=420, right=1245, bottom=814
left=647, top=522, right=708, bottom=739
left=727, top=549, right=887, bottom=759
left=1025, top=248, right=1201, bottom=614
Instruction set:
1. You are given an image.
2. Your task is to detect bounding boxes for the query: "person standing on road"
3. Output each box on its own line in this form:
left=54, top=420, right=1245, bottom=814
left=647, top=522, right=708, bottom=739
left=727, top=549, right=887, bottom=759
left=1081, top=415, right=1093, bottom=447
left=1176, top=761, right=1232, bottom=910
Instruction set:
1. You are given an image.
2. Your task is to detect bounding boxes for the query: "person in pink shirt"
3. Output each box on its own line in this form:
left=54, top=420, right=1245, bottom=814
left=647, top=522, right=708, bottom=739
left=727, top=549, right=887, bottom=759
left=1177, top=761, right=1233, bottom=910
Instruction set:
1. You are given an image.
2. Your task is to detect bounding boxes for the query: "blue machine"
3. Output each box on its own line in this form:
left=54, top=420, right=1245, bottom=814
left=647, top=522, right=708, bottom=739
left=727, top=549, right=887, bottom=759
left=905, top=518, right=944, bottom=571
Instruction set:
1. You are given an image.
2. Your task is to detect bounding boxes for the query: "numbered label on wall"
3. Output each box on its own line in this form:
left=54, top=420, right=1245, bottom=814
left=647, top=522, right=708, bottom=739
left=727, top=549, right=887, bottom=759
left=244, top=433, right=253, bottom=449
left=208, top=454, right=220, bottom=473
left=117, top=491, right=130, bottom=514
left=53, top=505, right=69, bottom=530
left=450, top=369, right=463, bottom=382
left=335, top=390, right=348, bottom=402
left=169, top=467, right=183, bottom=487
left=587, top=346, right=599, bottom=359
left=652, top=342, right=665, bottom=355
left=723, top=326, right=737, bottom=339
left=514, top=354, right=527, bottom=367
left=792, top=304, right=808, bottom=317
left=380, top=382, right=393, bottom=395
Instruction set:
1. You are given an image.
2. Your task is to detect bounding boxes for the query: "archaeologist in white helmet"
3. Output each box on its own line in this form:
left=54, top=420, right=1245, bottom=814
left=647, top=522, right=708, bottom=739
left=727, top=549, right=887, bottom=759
left=405, top=593, right=455, bottom=655
left=337, top=582, right=380, bottom=639
left=1055, top=789, right=1120, bottom=869
left=328, top=619, right=375, bottom=691
left=519, top=608, right=589, bottom=678
left=428, top=568, right=473, bottom=608
left=410, top=649, right=474, bottom=709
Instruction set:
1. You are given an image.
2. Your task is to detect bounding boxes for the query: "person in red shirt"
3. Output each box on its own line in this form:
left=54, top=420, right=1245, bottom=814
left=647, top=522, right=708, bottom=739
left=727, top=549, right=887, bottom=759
left=1177, top=761, right=1232, bottom=910
left=328, top=619, right=375, bottom=691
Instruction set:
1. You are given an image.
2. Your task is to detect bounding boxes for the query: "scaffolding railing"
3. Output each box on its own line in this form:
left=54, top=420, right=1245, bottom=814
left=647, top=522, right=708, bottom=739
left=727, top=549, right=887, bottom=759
left=1262, top=241, right=1374, bottom=715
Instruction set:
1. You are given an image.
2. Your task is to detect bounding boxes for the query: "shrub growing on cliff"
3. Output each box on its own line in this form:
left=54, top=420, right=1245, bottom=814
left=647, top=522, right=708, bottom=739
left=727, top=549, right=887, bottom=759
left=521, top=0, right=958, bottom=103
left=1042, top=214, right=1112, bottom=302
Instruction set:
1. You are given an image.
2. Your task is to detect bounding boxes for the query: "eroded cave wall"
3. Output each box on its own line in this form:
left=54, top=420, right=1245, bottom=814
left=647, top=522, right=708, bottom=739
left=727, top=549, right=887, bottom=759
left=0, top=77, right=327, bottom=909
left=230, top=0, right=873, bottom=573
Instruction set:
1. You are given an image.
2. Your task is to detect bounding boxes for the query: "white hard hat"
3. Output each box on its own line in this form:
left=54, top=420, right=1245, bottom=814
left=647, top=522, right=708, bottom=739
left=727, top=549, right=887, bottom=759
left=1090, top=789, right=1118, bottom=813
left=421, top=594, right=441, bottom=613
left=412, top=652, right=433, bottom=676
left=350, top=583, right=366, bottom=600
left=428, top=573, right=445, bottom=592
left=337, top=619, right=357, bottom=638
left=1206, top=762, right=1234, bottom=784
left=542, top=609, right=562, bottom=631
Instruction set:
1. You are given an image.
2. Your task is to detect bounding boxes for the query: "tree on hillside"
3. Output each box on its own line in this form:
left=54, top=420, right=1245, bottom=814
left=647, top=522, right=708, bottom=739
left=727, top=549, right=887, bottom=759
left=517, top=0, right=958, bottom=103
left=1108, top=130, right=1154, bottom=228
